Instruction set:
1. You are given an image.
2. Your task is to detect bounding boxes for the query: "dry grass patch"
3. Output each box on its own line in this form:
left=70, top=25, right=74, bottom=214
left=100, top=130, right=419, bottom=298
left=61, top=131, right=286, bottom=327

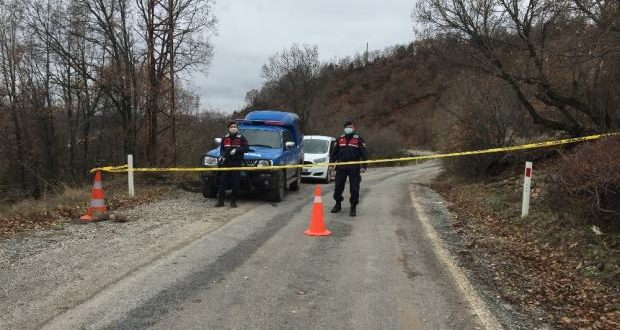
left=0, top=173, right=186, bottom=238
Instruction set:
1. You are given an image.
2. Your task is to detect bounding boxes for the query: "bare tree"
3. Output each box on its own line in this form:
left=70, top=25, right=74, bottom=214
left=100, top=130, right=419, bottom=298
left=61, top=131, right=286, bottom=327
left=572, top=0, right=619, bottom=32
left=0, top=1, right=30, bottom=191
left=244, top=89, right=259, bottom=107
left=415, top=0, right=619, bottom=135
left=261, top=43, right=322, bottom=131
left=136, top=0, right=215, bottom=165
left=31, top=0, right=142, bottom=158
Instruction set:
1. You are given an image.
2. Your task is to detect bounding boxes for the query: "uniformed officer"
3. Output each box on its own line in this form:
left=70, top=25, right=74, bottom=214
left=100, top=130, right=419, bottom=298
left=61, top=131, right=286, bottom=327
left=216, top=121, right=249, bottom=208
left=329, top=119, right=368, bottom=217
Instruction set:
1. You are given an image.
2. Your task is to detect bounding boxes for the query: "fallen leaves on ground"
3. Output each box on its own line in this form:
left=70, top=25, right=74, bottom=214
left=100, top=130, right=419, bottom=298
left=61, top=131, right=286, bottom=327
left=432, top=177, right=619, bottom=330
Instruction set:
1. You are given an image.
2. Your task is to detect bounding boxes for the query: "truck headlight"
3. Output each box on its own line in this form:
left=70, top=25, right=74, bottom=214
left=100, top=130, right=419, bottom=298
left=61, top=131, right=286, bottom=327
left=256, top=160, right=272, bottom=167
left=203, top=156, right=218, bottom=166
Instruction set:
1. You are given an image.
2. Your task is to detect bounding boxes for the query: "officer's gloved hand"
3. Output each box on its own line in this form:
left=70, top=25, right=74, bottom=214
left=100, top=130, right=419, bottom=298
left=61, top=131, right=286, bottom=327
left=230, top=148, right=237, bottom=156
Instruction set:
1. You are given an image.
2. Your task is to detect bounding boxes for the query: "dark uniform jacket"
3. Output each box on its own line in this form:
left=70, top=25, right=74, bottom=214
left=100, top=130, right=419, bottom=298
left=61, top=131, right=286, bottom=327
left=219, top=133, right=249, bottom=167
left=330, top=133, right=368, bottom=169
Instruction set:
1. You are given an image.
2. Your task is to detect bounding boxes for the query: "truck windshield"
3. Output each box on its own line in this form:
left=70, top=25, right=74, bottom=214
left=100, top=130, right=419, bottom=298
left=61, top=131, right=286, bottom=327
left=304, top=139, right=330, bottom=154
left=240, top=129, right=282, bottom=149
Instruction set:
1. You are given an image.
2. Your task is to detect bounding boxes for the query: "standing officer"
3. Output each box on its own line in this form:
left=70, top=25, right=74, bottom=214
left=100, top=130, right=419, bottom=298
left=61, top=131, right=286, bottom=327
left=329, top=119, right=368, bottom=217
left=216, top=121, right=249, bottom=208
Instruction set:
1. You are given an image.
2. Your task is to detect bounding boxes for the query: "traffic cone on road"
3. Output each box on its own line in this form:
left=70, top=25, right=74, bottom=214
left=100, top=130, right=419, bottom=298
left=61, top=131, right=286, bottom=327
left=304, top=185, right=331, bottom=236
left=80, top=171, right=107, bottom=222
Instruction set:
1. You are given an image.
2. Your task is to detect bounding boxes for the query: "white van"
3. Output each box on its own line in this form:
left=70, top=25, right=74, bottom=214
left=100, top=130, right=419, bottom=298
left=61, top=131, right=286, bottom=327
left=302, top=135, right=336, bottom=183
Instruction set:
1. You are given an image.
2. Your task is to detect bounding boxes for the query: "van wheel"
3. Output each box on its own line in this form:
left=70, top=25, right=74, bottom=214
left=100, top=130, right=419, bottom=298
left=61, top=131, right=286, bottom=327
left=289, top=168, right=301, bottom=191
left=268, top=171, right=286, bottom=202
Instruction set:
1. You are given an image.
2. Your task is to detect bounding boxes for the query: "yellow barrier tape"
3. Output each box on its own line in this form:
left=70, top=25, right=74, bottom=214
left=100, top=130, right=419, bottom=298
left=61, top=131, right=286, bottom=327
left=90, top=132, right=619, bottom=174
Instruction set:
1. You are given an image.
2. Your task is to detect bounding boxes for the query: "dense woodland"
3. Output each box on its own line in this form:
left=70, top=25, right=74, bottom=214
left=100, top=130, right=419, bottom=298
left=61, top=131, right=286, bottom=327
left=0, top=0, right=218, bottom=199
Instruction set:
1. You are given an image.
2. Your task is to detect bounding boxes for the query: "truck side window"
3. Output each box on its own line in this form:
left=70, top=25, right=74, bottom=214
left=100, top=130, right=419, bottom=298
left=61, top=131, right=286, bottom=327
left=283, top=131, right=294, bottom=147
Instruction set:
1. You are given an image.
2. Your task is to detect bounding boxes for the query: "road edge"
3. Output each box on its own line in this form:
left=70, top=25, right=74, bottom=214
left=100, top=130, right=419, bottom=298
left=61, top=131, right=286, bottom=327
left=409, top=186, right=504, bottom=330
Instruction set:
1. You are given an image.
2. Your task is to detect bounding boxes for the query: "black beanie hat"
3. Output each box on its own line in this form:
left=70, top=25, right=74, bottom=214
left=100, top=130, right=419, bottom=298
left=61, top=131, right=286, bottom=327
left=343, top=119, right=354, bottom=127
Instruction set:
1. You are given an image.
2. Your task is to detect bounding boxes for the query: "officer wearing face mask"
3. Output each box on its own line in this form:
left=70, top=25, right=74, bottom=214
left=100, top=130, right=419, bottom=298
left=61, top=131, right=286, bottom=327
left=216, top=121, right=249, bottom=208
left=329, top=119, right=368, bottom=217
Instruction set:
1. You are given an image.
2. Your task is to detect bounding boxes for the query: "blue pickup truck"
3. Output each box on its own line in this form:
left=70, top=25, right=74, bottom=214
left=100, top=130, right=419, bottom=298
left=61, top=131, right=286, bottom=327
left=200, top=110, right=304, bottom=202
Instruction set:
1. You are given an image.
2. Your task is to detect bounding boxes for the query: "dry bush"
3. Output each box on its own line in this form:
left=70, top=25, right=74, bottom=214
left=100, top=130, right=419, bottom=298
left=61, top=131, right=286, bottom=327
left=0, top=185, right=88, bottom=219
left=349, top=85, right=366, bottom=104
left=363, top=128, right=406, bottom=159
left=437, top=75, right=539, bottom=178
left=552, top=137, right=620, bottom=227
left=176, top=111, right=229, bottom=166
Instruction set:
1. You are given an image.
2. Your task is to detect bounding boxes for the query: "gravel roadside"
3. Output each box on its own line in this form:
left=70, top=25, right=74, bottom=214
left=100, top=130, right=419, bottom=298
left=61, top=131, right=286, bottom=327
left=396, top=158, right=535, bottom=328
left=0, top=190, right=257, bottom=330
left=410, top=176, right=546, bottom=330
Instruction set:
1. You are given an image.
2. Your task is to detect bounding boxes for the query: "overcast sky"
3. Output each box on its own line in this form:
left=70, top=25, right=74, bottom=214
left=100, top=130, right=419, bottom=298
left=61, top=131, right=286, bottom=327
left=192, top=0, right=416, bottom=113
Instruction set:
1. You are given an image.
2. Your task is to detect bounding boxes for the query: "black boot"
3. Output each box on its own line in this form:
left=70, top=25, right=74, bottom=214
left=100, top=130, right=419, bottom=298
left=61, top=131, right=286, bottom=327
left=331, top=202, right=342, bottom=213
left=215, top=190, right=225, bottom=207
left=230, top=190, right=238, bottom=208
left=349, top=204, right=357, bottom=217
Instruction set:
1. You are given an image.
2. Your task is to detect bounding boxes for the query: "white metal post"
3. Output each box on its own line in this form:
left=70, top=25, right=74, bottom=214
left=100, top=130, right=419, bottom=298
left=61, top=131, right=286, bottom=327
left=128, top=154, right=135, bottom=197
left=521, top=161, right=533, bottom=218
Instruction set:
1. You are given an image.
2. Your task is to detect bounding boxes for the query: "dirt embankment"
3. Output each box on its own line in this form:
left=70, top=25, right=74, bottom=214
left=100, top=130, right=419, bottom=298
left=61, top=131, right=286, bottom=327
left=432, top=172, right=619, bottom=329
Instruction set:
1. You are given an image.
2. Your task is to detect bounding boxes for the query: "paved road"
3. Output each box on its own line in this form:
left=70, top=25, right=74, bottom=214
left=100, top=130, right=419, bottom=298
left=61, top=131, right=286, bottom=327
left=42, top=162, right=495, bottom=329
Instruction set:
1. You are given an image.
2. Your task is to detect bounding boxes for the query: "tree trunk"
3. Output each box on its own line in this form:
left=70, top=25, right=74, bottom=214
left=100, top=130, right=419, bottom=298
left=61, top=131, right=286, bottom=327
left=169, top=0, right=176, bottom=164
left=9, top=111, right=27, bottom=192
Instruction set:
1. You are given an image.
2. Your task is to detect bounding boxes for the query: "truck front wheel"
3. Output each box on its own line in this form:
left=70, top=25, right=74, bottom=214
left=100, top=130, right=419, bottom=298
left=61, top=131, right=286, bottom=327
left=268, top=171, right=286, bottom=202
left=202, top=180, right=218, bottom=198
left=289, top=168, right=301, bottom=191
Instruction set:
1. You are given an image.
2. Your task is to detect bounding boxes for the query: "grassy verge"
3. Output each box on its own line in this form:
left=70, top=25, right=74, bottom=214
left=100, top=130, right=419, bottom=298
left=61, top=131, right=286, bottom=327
left=432, top=167, right=619, bottom=329
left=0, top=172, right=196, bottom=238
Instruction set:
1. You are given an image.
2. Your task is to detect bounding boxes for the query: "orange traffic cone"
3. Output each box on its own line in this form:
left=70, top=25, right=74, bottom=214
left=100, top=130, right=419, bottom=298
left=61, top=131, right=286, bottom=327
left=304, top=185, right=331, bottom=236
left=80, top=171, right=107, bottom=222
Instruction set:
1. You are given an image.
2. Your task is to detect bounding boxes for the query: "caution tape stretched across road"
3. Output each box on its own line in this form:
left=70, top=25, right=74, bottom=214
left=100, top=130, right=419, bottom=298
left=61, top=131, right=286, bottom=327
left=90, top=132, right=619, bottom=174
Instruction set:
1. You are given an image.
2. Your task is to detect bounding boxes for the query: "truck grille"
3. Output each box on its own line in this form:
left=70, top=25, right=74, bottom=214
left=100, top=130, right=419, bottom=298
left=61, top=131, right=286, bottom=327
left=244, top=160, right=260, bottom=166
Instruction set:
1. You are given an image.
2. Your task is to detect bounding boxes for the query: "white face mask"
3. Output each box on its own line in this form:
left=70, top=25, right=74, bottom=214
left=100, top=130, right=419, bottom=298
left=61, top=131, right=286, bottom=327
left=344, top=127, right=354, bottom=135
left=229, top=127, right=238, bottom=134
